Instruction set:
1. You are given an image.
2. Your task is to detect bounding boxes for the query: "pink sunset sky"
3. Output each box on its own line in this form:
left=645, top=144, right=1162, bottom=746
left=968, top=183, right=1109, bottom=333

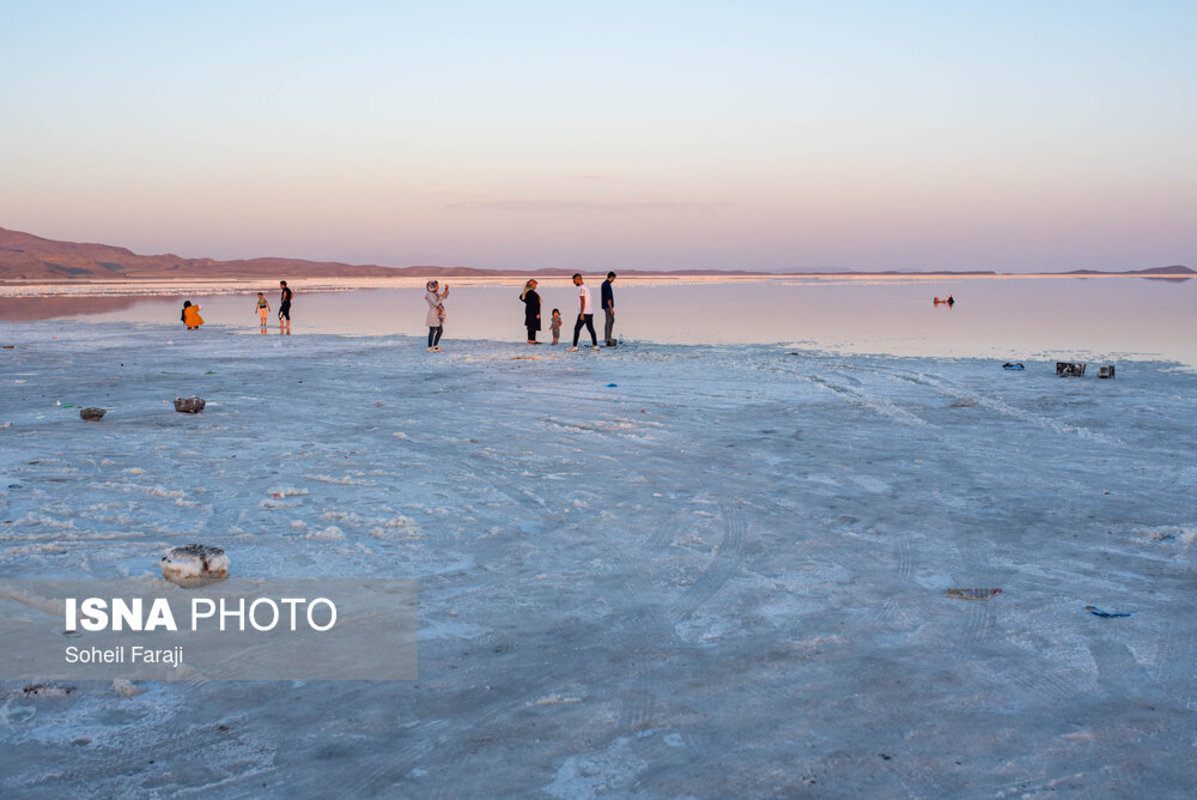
left=2, top=1, right=1195, bottom=273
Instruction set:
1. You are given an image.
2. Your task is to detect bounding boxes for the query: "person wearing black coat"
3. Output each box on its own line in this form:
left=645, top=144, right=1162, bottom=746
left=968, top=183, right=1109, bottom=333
left=520, top=280, right=542, bottom=344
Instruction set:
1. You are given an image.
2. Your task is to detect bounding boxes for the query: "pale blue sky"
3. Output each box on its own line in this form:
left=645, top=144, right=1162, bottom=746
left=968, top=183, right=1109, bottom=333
left=3, top=1, right=1195, bottom=271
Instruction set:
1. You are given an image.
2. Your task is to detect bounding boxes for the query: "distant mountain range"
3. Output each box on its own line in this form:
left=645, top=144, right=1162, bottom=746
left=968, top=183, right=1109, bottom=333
left=1063, top=265, right=1195, bottom=275
left=0, top=225, right=1192, bottom=282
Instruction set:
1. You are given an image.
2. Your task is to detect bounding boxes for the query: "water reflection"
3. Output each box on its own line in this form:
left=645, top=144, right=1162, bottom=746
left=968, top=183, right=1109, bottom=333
left=0, top=294, right=148, bottom=322
left=2, top=277, right=1193, bottom=367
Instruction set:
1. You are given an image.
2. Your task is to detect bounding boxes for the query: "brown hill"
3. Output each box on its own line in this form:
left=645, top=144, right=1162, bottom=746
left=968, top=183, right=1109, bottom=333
left=0, top=226, right=419, bottom=282
left=0, top=226, right=763, bottom=282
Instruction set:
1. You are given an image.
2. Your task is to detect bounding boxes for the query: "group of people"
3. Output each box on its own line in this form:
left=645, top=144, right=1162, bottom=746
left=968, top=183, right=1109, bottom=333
left=248, top=281, right=294, bottom=333
left=180, top=281, right=294, bottom=334
left=255, top=280, right=293, bottom=333
left=425, top=272, right=618, bottom=353
left=182, top=274, right=619, bottom=350
left=512, top=272, right=617, bottom=350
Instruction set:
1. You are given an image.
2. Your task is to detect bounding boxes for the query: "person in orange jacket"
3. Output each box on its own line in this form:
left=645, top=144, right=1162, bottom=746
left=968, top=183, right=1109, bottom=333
left=181, top=300, right=204, bottom=330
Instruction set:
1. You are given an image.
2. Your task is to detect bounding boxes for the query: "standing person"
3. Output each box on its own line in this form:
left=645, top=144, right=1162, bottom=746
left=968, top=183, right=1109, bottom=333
left=601, top=271, right=617, bottom=346
left=278, top=280, right=293, bottom=334
left=254, top=292, right=272, bottom=334
left=520, top=279, right=542, bottom=344
left=567, top=273, right=599, bottom=351
left=425, top=279, right=449, bottom=352
left=549, top=309, right=562, bottom=345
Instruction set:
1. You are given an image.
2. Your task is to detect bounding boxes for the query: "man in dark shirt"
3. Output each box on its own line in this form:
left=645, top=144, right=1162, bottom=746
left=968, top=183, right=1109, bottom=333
left=601, top=272, right=617, bottom=346
left=279, top=280, right=293, bottom=335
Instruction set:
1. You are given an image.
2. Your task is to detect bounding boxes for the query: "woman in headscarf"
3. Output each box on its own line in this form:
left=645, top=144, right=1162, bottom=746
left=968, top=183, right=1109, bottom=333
left=181, top=300, right=204, bottom=330
left=424, top=279, right=449, bottom=351
left=520, top=279, right=542, bottom=344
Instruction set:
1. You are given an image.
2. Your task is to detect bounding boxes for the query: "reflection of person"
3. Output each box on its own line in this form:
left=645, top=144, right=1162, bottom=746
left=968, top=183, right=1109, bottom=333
left=425, top=279, right=450, bottom=351
left=567, top=274, right=599, bottom=351
left=550, top=309, right=562, bottom=345
left=254, top=292, right=272, bottom=333
left=601, top=271, right=617, bottom=346
left=278, top=280, right=293, bottom=334
left=520, top=280, right=542, bottom=344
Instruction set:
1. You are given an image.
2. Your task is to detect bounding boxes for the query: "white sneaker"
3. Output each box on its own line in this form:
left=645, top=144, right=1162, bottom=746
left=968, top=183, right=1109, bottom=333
left=590, top=345, right=600, bottom=351
left=433, top=346, right=443, bottom=352
left=566, top=346, right=579, bottom=351
left=427, top=346, right=435, bottom=352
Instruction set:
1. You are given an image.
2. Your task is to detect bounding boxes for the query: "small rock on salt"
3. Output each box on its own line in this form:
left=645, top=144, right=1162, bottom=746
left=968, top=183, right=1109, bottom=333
left=161, top=543, right=229, bottom=585
left=173, top=396, right=206, bottom=413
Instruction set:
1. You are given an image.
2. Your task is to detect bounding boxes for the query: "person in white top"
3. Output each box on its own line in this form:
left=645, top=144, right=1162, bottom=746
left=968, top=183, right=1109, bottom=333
left=568, top=273, right=599, bottom=351
left=424, top=279, right=450, bottom=351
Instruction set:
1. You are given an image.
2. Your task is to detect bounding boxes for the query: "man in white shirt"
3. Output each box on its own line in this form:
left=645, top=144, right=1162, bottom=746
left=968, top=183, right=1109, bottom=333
left=567, top=273, right=600, bottom=351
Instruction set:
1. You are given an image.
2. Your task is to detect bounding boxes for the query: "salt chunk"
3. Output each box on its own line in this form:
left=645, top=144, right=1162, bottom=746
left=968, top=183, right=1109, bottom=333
left=173, top=396, right=206, bottom=413
left=161, top=544, right=229, bottom=585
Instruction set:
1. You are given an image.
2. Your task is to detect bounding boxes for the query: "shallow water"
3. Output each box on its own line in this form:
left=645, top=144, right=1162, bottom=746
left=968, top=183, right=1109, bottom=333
left=3, top=275, right=1194, bottom=367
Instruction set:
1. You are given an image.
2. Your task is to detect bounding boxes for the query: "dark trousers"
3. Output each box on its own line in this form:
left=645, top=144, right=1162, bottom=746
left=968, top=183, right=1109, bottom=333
left=572, top=314, right=597, bottom=346
left=428, top=326, right=443, bottom=347
left=603, top=310, right=615, bottom=345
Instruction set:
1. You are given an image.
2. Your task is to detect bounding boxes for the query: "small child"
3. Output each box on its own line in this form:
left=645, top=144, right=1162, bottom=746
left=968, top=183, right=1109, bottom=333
left=254, top=292, right=272, bottom=333
left=550, top=308, right=562, bottom=345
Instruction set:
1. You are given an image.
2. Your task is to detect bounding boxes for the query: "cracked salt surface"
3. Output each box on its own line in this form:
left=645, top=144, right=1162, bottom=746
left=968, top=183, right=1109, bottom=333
left=0, top=321, right=1195, bottom=798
